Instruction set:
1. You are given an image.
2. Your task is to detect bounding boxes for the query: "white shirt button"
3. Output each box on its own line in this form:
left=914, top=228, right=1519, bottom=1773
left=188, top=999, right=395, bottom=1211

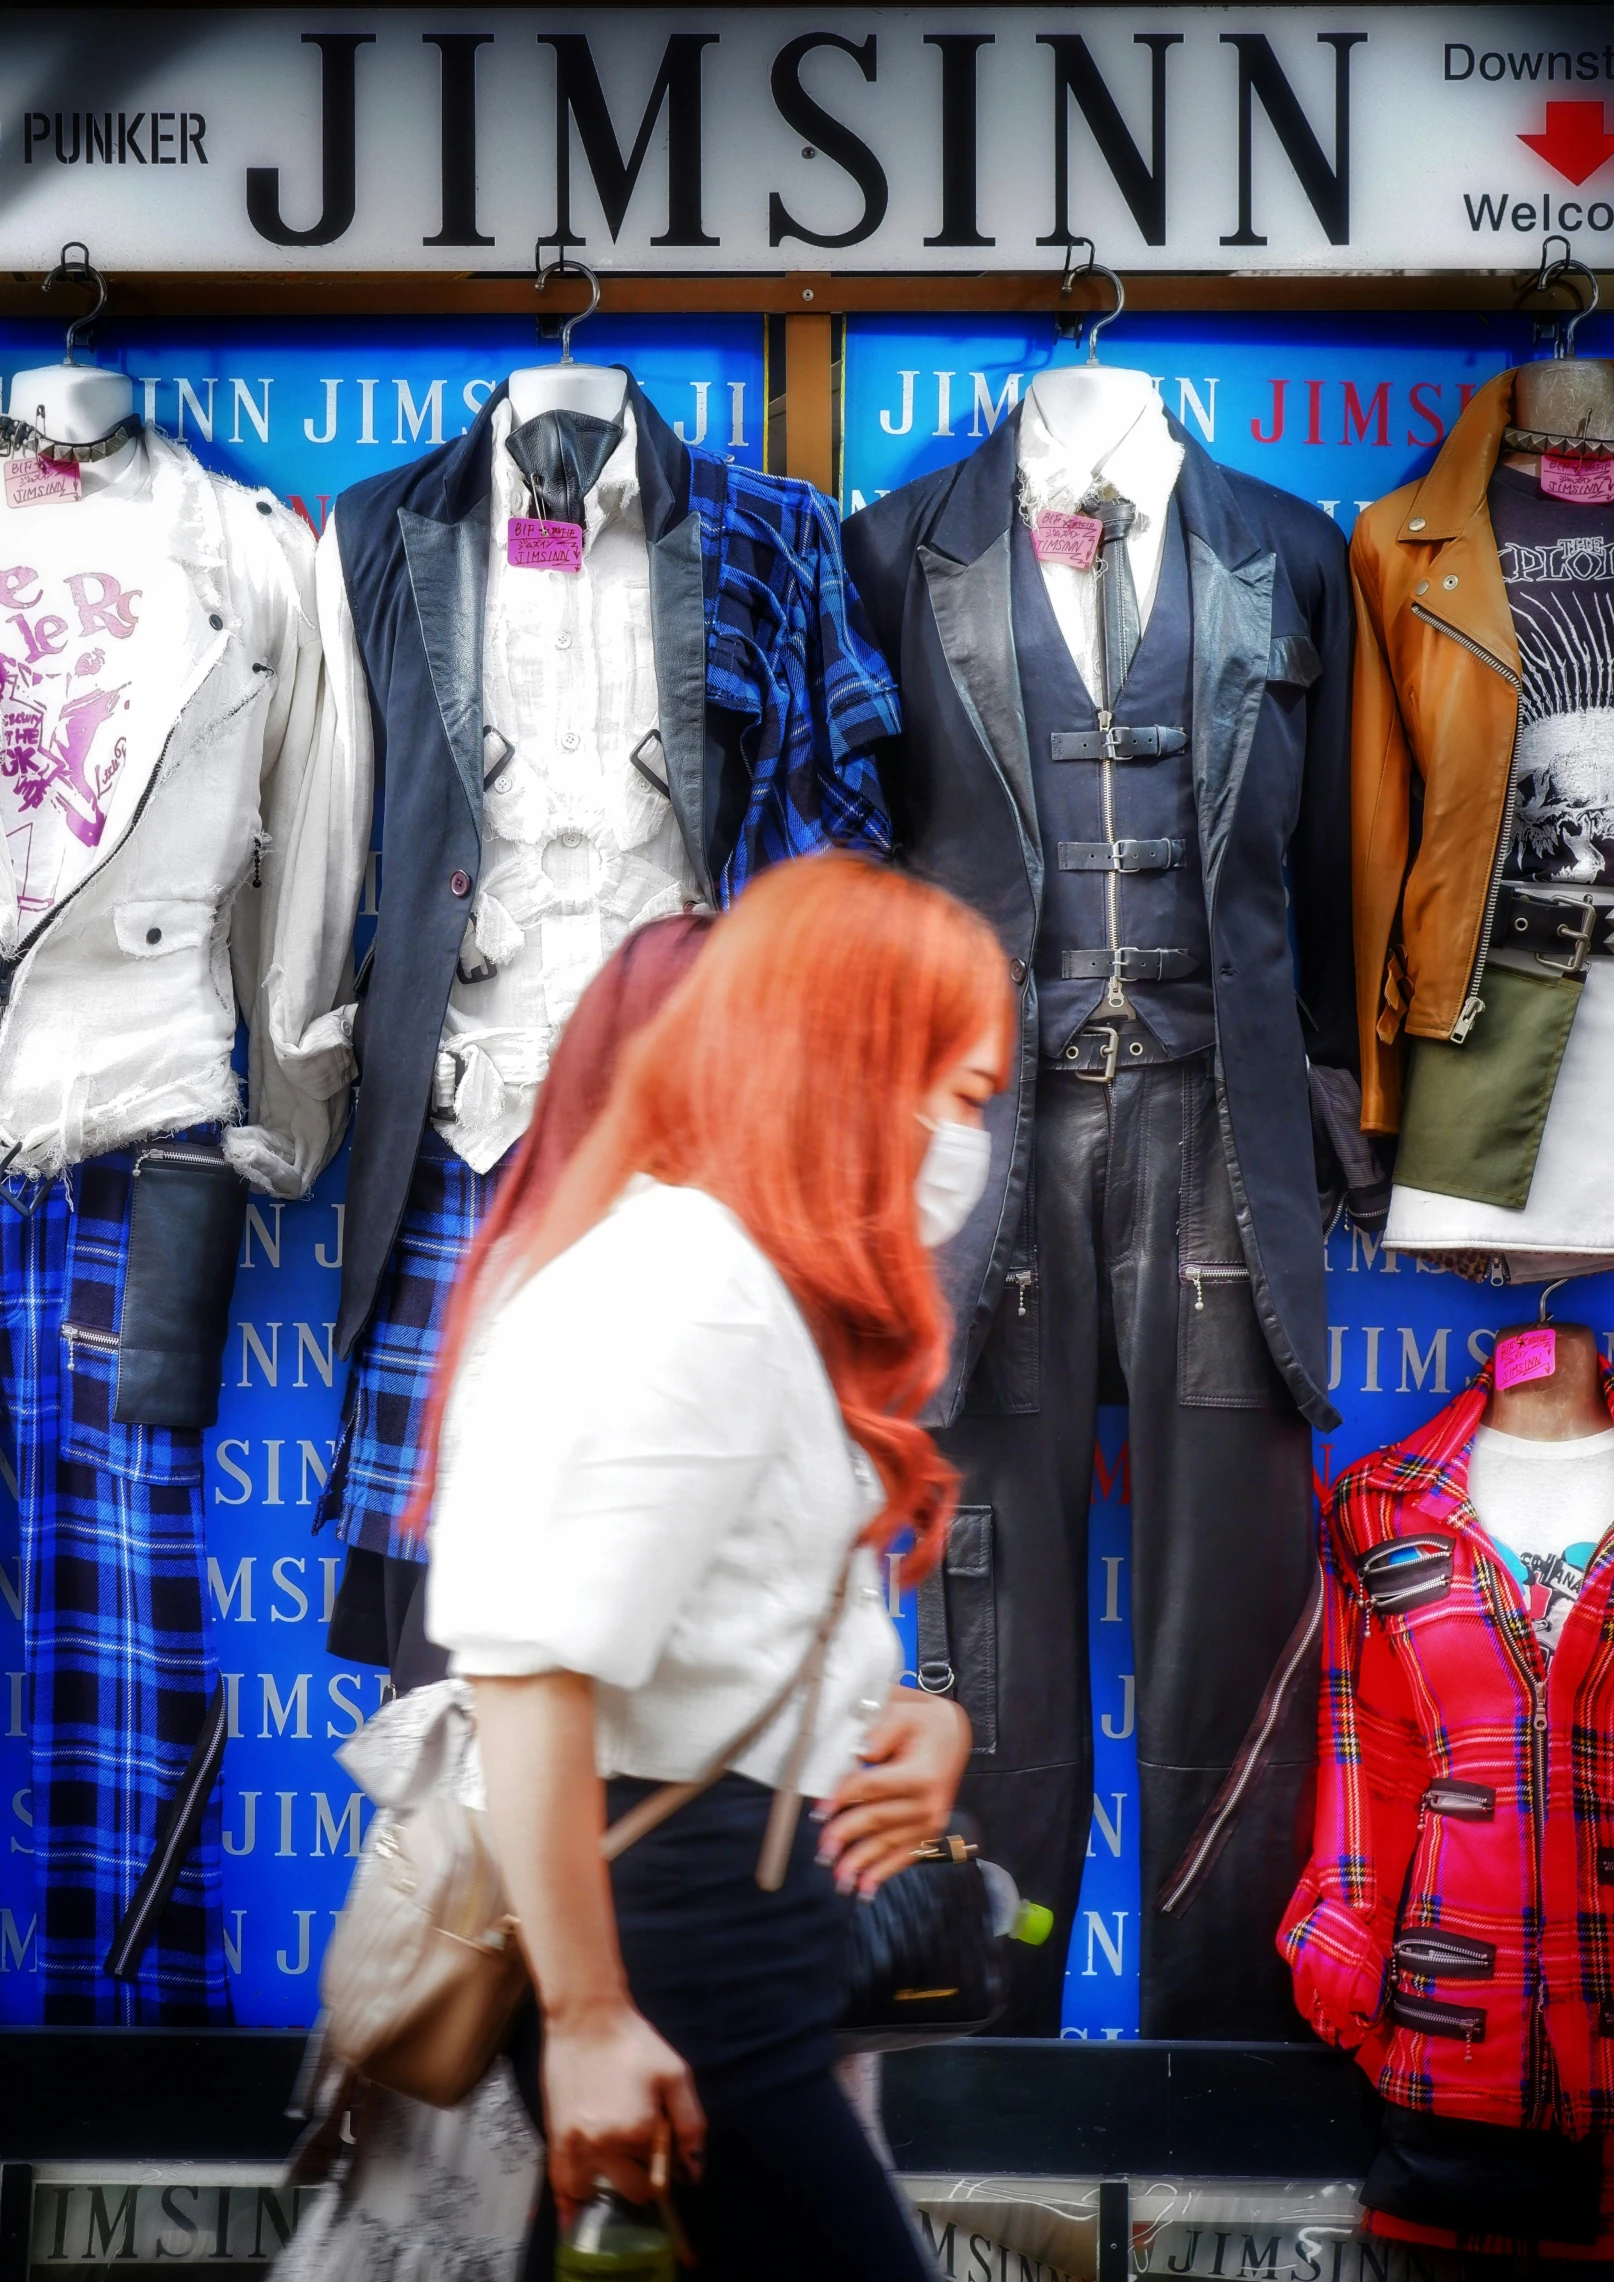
left=561, top=730, right=580, bottom=752
left=561, top=828, right=583, bottom=848
left=556, top=631, right=573, bottom=650
left=860, top=1583, right=881, bottom=1605
left=858, top=1697, right=882, bottom=1717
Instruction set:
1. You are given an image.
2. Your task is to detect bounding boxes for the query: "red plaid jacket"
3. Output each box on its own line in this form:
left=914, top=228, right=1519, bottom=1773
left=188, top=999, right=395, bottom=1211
left=1279, top=1361, right=1614, bottom=2134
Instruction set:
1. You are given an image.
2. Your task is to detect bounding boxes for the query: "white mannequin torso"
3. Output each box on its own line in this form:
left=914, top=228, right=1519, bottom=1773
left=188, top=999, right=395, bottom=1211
left=1025, top=365, right=1161, bottom=477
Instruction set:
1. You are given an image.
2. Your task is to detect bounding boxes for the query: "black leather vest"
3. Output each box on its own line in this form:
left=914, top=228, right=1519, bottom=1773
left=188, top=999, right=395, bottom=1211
left=1013, top=499, right=1212, bottom=1059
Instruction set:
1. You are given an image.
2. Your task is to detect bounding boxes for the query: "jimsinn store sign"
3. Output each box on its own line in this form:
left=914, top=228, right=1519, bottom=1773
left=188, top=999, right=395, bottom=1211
left=3, top=7, right=1614, bottom=274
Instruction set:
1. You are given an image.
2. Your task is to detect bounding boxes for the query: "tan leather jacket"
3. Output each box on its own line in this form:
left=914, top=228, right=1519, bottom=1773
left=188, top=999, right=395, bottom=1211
left=1351, top=370, right=1524, bottom=1133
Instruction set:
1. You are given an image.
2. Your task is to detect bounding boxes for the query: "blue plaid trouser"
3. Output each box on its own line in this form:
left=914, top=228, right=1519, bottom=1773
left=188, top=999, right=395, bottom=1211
left=320, top=1131, right=511, bottom=1562
left=0, top=1148, right=227, bottom=2022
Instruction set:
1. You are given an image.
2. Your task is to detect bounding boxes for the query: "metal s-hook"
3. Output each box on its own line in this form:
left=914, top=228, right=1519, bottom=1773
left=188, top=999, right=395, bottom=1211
left=1539, top=1277, right=1569, bottom=1325
left=41, top=241, right=108, bottom=366
left=534, top=252, right=602, bottom=364
left=1526, top=235, right=1600, bottom=361
left=1056, top=238, right=1126, bottom=363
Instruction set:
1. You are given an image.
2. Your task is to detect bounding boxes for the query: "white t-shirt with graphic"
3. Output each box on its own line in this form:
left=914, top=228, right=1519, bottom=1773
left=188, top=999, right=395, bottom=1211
left=0, top=450, right=182, bottom=925
left=1469, top=1423, right=1614, bottom=1656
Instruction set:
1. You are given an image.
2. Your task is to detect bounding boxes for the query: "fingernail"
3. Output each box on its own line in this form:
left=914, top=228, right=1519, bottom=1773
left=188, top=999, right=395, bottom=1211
left=809, top=1803, right=830, bottom=1823
left=835, top=1866, right=856, bottom=1894
left=857, top=1883, right=877, bottom=1904
left=816, top=1846, right=834, bottom=1867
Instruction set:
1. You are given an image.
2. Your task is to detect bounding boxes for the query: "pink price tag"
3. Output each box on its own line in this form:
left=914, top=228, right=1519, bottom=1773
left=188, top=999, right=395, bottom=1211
left=3, top=453, right=81, bottom=508
left=1540, top=454, right=1614, bottom=505
left=507, top=516, right=584, bottom=572
left=1032, top=510, right=1103, bottom=570
left=1495, top=1327, right=1557, bottom=1391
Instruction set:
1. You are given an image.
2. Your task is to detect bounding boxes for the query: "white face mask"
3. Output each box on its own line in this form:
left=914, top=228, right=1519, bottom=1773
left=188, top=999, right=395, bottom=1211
left=915, top=1117, right=992, bottom=1248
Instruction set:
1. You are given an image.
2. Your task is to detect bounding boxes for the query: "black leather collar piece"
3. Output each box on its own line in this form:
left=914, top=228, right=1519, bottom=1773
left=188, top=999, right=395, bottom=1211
left=505, top=408, right=626, bottom=524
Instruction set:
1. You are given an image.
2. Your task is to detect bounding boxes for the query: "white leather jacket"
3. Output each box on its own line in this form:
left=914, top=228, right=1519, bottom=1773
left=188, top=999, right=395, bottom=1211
left=0, top=429, right=369, bottom=1195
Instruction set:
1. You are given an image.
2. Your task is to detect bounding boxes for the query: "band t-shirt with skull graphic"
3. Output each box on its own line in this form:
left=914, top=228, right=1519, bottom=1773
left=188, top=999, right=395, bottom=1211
left=1492, top=463, right=1614, bottom=885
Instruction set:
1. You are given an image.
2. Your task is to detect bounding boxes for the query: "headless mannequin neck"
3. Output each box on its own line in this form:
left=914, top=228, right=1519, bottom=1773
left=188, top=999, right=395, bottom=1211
left=1485, top=1320, right=1609, bottom=1440
left=1025, top=365, right=1159, bottom=474
left=506, top=364, right=627, bottom=424
left=1503, top=361, right=1614, bottom=474
left=6, top=362, right=140, bottom=487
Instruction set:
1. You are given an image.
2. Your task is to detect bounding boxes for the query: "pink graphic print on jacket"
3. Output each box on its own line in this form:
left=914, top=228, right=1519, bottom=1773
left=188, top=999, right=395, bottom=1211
left=0, top=564, right=140, bottom=917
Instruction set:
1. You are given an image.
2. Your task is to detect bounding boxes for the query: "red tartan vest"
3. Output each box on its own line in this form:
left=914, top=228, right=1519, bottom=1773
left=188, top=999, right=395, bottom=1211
left=1280, top=1361, right=1614, bottom=2134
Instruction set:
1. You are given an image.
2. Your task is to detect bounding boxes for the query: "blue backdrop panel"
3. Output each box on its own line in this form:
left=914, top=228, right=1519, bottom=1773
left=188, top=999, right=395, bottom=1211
left=842, top=308, right=1614, bottom=2040
left=0, top=317, right=763, bottom=2026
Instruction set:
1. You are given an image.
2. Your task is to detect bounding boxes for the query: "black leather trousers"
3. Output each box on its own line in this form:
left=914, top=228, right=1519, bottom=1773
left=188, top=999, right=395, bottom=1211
left=934, top=1054, right=1319, bottom=2039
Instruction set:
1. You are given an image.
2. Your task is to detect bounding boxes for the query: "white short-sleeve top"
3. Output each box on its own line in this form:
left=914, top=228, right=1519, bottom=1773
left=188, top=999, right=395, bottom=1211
left=425, top=1177, right=903, bottom=1797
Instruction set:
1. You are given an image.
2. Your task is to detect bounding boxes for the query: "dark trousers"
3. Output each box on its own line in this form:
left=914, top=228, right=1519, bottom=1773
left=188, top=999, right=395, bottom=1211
left=936, top=1055, right=1319, bottom=2038
left=514, top=1777, right=930, bottom=2282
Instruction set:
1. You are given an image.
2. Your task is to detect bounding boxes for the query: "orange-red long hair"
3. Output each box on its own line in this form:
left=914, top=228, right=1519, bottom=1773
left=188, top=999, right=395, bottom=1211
left=406, top=855, right=1013, bottom=1580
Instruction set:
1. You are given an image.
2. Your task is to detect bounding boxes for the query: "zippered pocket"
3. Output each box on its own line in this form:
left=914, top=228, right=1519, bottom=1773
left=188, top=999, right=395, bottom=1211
left=1389, top=1990, right=1487, bottom=2044
left=1355, top=1535, right=1455, bottom=1618
left=963, top=1169, right=1039, bottom=1418
left=60, top=1320, right=204, bottom=1486
left=1394, top=1929, right=1497, bottom=1982
left=1422, top=1778, right=1495, bottom=1821
left=1176, top=1069, right=1285, bottom=1409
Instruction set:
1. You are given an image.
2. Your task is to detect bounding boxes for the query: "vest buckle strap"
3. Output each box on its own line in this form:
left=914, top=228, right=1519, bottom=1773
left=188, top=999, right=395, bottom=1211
left=1050, top=725, right=1188, bottom=763
left=1058, top=837, right=1184, bottom=875
left=1061, top=947, right=1198, bottom=984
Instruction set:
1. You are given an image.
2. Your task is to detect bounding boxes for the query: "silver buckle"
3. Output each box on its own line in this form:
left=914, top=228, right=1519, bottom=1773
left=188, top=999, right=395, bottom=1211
left=1538, top=898, right=1598, bottom=979
left=1072, top=1024, right=1120, bottom=1083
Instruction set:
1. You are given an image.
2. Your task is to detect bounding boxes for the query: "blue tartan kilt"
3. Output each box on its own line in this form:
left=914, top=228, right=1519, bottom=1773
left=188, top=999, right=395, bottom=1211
left=319, top=1130, right=511, bottom=1563
left=0, top=1142, right=227, bottom=2024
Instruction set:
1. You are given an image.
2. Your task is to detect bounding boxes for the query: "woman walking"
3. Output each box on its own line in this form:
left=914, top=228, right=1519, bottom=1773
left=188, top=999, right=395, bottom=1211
left=416, top=855, right=1010, bottom=2278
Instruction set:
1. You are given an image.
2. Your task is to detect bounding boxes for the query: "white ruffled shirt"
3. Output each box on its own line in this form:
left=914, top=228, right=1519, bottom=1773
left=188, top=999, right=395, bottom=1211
left=426, top=1178, right=902, bottom=1797
left=435, top=397, right=699, bottom=1170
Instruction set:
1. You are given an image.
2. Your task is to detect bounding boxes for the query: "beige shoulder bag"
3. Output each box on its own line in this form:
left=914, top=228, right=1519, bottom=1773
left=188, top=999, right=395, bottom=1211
left=292, top=1554, right=853, bottom=2153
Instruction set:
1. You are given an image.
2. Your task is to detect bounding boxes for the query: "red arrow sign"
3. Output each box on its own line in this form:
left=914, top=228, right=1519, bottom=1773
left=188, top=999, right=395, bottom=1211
left=1518, top=100, right=1614, bottom=187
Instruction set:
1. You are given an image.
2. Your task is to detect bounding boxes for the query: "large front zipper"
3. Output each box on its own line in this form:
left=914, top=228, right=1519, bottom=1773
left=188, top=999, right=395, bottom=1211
left=1409, top=603, right=1523, bottom=1044
left=1469, top=1527, right=1553, bottom=2126
left=1097, top=708, right=1126, bottom=1013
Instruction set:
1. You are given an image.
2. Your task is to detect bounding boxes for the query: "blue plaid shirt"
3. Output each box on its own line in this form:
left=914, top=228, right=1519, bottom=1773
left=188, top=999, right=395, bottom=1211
left=688, top=453, right=898, bottom=902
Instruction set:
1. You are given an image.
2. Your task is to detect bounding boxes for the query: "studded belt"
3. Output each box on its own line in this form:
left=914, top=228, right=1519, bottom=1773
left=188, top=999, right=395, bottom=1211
left=1050, top=725, right=1187, bottom=762
left=1060, top=946, right=1198, bottom=983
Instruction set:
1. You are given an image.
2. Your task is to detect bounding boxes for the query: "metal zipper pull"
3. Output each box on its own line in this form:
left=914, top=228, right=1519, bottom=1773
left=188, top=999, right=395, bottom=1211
left=1452, top=993, right=1486, bottom=1044
left=1006, top=1268, right=1034, bottom=1319
left=1192, top=1272, right=1205, bottom=1312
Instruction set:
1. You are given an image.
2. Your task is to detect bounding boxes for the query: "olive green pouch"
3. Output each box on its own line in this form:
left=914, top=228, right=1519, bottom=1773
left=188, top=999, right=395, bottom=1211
left=1395, top=964, right=1583, bottom=1210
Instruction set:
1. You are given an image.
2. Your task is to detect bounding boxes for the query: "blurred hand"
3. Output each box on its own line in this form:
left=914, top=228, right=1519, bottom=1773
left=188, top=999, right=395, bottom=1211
left=542, top=2000, right=706, bottom=2222
left=815, top=1686, right=972, bottom=1898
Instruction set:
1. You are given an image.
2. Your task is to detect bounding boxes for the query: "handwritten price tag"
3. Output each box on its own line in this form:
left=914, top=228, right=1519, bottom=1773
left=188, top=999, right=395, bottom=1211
left=1032, top=510, right=1103, bottom=570
left=1540, top=455, right=1614, bottom=506
left=508, top=516, right=584, bottom=572
left=4, top=453, right=82, bottom=508
left=1495, top=1327, right=1557, bottom=1391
